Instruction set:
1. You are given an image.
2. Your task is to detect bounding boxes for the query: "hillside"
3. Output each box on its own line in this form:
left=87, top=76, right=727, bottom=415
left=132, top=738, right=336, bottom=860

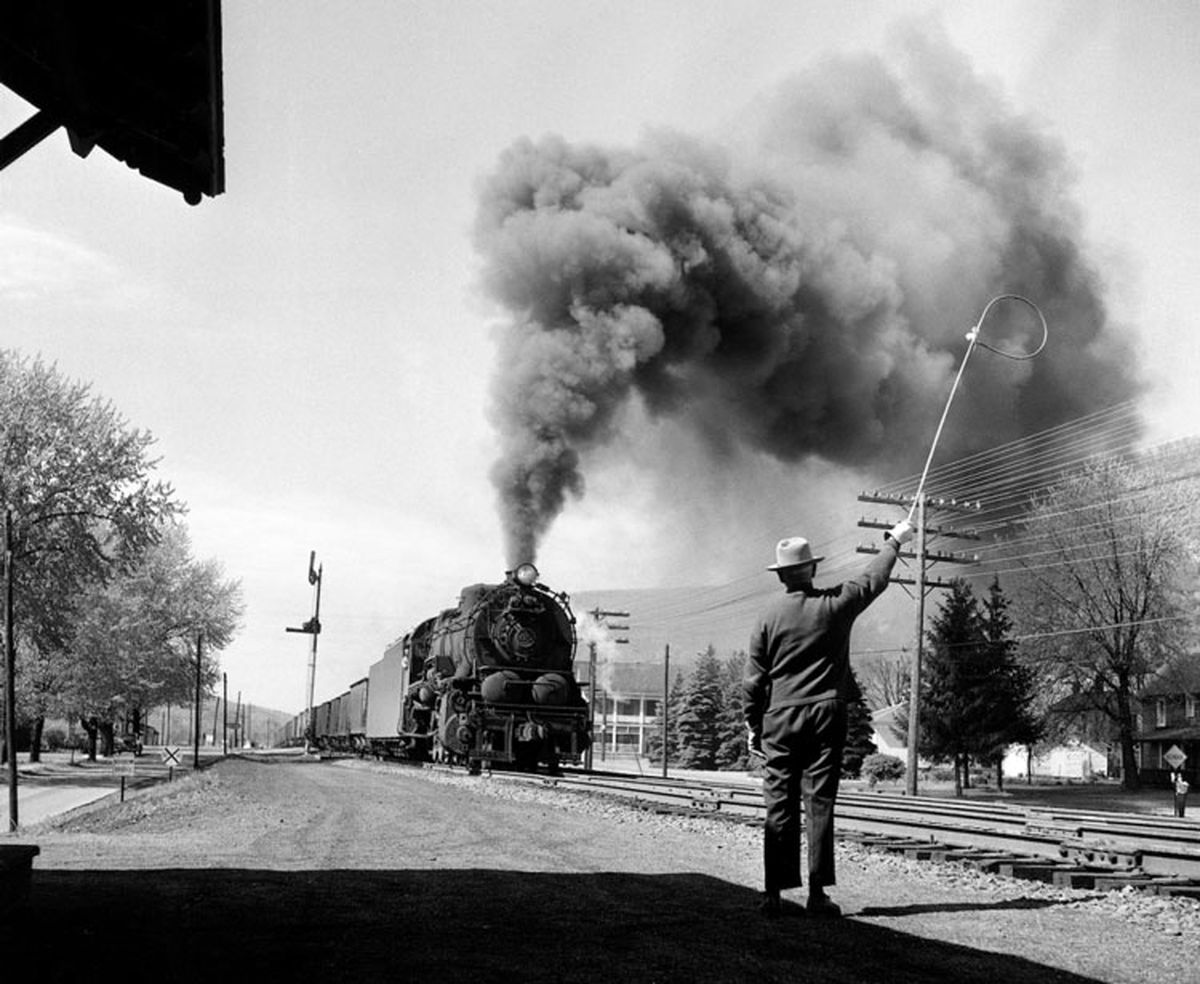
left=571, top=578, right=915, bottom=674
left=141, top=699, right=296, bottom=749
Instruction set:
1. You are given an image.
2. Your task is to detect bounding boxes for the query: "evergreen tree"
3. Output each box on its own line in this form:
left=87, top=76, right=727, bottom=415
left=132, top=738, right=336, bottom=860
left=919, top=579, right=987, bottom=795
left=842, top=667, right=877, bottom=778
left=645, top=670, right=686, bottom=765
left=974, top=577, right=1040, bottom=789
left=715, top=650, right=750, bottom=769
left=675, top=647, right=724, bottom=769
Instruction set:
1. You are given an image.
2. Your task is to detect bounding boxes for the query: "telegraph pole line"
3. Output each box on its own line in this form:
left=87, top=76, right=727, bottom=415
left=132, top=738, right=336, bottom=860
left=858, top=491, right=982, bottom=796
left=584, top=607, right=629, bottom=770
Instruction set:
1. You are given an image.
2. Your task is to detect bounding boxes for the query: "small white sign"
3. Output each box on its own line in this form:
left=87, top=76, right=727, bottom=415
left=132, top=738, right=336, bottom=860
left=161, top=745, right=182, bottom=766
left=1164, top=744, right=1187, bottom=769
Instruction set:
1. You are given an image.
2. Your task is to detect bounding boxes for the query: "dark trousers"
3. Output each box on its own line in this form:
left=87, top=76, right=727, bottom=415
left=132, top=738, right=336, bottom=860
left=1175, top=793, right=1187, bottom=818
left=760, top=698, right=846, bottom=893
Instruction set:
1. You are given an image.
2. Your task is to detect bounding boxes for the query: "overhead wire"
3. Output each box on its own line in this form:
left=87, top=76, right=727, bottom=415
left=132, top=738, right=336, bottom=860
left=877, top=400, right=1141, bottom=494
left=585, top=284, right=1200, bottom=656
left=611, top=417, right=1199, bottom=654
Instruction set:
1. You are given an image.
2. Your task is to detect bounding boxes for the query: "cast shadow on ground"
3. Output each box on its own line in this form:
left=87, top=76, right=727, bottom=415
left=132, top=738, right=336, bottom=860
left=5, top=868, right=1105, bottom=984
left=856, top=896, right=1100, bottom=918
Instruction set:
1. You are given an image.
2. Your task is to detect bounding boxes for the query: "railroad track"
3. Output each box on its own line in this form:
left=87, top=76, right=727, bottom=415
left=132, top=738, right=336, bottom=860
left=480, top=766, right=1200, bottom=898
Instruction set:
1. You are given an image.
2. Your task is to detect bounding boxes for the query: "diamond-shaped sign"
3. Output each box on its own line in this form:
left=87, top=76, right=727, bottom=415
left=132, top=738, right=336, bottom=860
left=1164, top=745, right=1187, bottom=769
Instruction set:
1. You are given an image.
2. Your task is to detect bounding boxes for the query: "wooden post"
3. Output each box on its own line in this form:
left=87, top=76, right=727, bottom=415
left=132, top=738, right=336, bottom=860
left=4, top=510, right=18, bottom=831
left=193, top=632, right=203, bottom=770
left=661, top=644, right=670, bottom=780
left=585, top=641, right=596, bottom=770
left=905, top=494, right=927, bottom=797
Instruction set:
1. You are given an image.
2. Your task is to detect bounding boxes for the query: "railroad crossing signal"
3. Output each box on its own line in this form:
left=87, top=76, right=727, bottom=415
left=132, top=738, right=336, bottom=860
left=161, top=745, right=181, bottom=766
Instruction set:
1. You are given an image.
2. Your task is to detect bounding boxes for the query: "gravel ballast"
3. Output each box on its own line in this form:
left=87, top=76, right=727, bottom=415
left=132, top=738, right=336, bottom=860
left=3, top=756, right=1197, bottom=983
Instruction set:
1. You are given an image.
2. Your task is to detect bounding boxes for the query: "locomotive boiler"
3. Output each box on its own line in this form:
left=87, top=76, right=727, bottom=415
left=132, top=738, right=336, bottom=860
left=303, top=563, right=591, bottom=774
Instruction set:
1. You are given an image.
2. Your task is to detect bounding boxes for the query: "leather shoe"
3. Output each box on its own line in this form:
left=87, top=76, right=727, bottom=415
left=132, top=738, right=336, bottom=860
left=805, top=892, right=842, bottom=918
left=758, top=893, right=782, bottom=918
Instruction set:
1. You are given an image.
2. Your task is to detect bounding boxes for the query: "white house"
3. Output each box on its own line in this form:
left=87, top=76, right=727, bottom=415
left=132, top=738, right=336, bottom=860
left=871, top=702, right=1108, bottom=780
left=1002, top=740, right=1109, bottom=781
left=870, top=704, right=908, bottom=761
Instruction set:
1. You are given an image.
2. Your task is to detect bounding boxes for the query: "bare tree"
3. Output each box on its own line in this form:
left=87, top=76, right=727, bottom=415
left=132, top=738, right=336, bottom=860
left=856, top=653, right=911, bottom=711
left=1007, top=450, right=1200, bottom=789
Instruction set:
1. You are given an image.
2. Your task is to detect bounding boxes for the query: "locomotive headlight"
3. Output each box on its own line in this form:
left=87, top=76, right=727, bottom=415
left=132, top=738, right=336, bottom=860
left=514, top=563, right=539, bottom=587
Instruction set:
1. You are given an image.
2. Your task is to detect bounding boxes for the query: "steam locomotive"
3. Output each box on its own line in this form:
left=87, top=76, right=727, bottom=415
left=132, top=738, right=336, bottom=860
left=286, top=564, right=591, bottom=773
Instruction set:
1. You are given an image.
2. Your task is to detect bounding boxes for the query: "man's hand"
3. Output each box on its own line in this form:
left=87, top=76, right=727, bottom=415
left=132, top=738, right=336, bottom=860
left=886, top=519, right=914, bottom=545
left=747, top=723, right=765, bottom=759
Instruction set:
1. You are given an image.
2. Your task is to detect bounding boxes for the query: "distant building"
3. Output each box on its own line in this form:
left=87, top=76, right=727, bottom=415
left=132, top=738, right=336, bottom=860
left=1134, top=665, right=1200, bottom=786
left=1001, top=740, right=1109, bottom=781
left=870, top=700, right=1109, bottom=781
left=870, top=703, right=908, bottom=761
left=583, top=661, right=668, bottom=758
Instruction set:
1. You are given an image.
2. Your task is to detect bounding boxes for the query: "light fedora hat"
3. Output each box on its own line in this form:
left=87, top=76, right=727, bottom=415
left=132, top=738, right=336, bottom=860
left=767, top=536, right=824, bottom=571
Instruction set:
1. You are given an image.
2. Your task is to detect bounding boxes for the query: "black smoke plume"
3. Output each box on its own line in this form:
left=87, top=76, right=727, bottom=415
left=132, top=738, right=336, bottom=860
left=474, top=25, right=1141, bottom=566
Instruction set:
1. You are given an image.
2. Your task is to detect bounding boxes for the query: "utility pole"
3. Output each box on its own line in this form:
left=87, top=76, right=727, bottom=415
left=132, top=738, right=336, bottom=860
left=584, top=607, right=629, bottom=770
left=193, top=632, right=203, bottom=770
left=286, top=551, right=322, bottom=754
left=858, top=491, right=981, bottom=796
left=909, top=495, right=927, bottom=798
left=4, top=510, right=17, bottom=830
left=661, top=644, right=670, bottom=779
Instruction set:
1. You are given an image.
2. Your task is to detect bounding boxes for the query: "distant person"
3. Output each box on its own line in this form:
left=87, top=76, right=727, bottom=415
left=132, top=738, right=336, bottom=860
left=744, top=519, right=913, bottom=917
left=1172, top=770, right=1190, bottom=818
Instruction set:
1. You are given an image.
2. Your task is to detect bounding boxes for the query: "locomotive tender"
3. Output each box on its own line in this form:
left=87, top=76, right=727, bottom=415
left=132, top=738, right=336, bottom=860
left=288, top=563, right=591, bottom=773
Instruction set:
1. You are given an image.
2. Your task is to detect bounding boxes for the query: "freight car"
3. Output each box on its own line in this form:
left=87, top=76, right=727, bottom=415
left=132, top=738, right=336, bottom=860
left=290, top=564, right=590, bottom=773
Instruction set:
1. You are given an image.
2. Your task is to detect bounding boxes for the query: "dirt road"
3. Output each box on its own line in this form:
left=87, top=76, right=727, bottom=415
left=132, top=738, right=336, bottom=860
left=3, top=755, right=1198, bottom=983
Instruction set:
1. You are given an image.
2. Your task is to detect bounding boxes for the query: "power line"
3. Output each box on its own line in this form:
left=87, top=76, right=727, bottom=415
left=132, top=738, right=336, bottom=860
left=605, top=409, right=1198, bottom=648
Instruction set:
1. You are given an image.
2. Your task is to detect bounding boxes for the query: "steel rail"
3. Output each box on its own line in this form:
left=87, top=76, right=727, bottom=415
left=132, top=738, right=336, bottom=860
left=486, top=768, right=1200, bottom=886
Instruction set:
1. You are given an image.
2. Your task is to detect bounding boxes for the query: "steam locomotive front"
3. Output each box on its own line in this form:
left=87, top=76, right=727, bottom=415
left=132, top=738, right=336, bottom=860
left=432, top=563, right=589, bottom=771
left=470, top=562, right=577, bottom=703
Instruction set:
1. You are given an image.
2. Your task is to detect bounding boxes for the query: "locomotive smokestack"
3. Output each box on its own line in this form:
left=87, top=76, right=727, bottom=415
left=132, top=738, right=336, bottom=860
left=475, top=22, right=1142, bottom=563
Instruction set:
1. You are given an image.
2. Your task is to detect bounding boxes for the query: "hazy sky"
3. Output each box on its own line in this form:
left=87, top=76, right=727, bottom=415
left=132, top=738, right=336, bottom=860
left=3, top=1, right=1198, bottom=713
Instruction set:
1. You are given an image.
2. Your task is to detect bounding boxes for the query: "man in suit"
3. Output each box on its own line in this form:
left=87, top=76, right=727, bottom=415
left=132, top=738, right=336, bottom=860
left=745, top=519, right=913, bottom=917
